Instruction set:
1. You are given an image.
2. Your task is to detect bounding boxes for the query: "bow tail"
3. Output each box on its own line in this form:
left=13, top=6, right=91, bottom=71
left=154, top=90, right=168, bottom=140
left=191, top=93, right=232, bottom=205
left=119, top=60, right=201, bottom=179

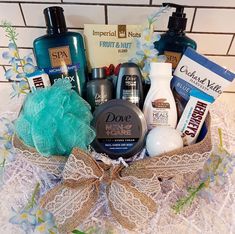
left=40, top=183, right=99, bottom=233
left=107, top=179, right=157, bottom=230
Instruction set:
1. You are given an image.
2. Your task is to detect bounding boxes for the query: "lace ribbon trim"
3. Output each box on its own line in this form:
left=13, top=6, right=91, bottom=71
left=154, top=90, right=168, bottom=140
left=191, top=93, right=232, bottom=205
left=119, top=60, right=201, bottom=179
left=13, top=135, right=67, bottom=177
left=40, top=147, right=211, bottom=233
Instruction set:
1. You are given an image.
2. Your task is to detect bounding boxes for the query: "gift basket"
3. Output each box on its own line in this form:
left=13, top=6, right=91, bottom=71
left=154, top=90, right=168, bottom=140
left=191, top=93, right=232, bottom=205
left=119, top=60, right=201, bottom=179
left=1, top=3, right=235, bottom=234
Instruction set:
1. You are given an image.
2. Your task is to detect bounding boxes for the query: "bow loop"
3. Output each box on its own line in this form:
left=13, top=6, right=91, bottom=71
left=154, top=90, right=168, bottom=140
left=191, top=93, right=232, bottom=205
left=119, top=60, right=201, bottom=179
left=62, top=148, right=103, bottom=186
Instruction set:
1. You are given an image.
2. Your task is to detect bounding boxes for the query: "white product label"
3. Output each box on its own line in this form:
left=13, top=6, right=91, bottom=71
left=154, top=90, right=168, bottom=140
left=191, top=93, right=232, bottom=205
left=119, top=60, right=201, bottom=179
left=174, top=55, right=231, bottom=99
left=28, top=73, right=51, bottom=92
left=95, top=93, right=108, bottom=106
left=84, top=24, right=144, bottom=70
left=176, top=95, right=209, bottom=145
left=153, top=110, right=168, bottom=126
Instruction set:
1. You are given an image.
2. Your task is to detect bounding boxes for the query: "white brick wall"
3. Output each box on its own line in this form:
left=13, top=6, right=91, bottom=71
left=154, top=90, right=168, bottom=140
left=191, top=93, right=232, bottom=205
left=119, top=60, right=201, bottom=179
left=21, top=4, right=105, bottom=27
left=0, top=3, right=25, bottom=26
left=153, top=0, right=235, bottom=7
left=108, top=6, right=194, bottom=31
left=193, top=9, right=235, bottom=33
left=0, top=0, right=234, bottom=105
left=63, top=0, right=149, bottom=4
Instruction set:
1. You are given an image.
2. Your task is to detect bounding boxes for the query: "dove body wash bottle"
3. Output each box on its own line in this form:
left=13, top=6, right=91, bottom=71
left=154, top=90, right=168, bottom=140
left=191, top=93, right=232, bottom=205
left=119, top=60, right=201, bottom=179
left=33, top=6, right=87, bottom=97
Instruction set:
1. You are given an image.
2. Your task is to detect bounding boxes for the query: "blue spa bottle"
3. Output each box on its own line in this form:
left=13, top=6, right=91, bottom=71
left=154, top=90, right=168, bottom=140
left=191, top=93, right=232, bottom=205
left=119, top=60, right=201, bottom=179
left=33, top=6, right=87, bottom=97
left=154, top=3, right=197, bottom=70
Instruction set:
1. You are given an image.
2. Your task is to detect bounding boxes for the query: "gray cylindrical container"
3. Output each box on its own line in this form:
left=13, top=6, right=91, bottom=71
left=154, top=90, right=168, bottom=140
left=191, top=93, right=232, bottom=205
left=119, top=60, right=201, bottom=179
left=86, top=67, right=114, bottom=111
left=92, top=99, right=147, bottom=159
left=116, top=62, right=144, bottom=109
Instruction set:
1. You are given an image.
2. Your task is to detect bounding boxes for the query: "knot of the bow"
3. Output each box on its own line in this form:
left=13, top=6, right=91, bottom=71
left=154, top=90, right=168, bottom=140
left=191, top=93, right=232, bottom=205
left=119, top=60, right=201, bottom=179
left=61, top=148, right=123, bottom=187
left=99, top=164, right=123, bottom=185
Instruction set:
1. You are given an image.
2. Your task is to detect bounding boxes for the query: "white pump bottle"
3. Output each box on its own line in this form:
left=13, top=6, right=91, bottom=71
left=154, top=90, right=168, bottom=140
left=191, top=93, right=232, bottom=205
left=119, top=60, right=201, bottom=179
left=143, top=62, right=177, bottom=130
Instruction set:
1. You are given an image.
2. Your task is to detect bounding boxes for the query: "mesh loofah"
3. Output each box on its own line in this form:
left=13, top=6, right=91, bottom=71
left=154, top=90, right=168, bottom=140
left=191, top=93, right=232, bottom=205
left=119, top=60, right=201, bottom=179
left=15, top=79, right=95, bottom=157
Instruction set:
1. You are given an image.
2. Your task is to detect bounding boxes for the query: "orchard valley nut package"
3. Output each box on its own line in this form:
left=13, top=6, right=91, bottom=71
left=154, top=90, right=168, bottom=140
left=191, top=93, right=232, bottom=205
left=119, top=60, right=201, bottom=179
left=172, top=48, right=235, bottom=111
left=84, top=24, right=143, bottom=70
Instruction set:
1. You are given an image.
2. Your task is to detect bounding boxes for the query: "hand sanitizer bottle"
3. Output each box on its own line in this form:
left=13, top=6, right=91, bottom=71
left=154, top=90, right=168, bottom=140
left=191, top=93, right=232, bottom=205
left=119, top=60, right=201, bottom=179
left=33, top=6, right=87, bottom=97
left=143, top=62, right=177, bottom=130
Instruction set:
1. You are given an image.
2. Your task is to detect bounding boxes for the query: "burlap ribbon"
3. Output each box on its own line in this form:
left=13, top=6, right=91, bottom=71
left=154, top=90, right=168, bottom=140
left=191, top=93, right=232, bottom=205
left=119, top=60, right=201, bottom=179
left=15, top=115, right=212, bottom=233
left=13, top=135, right=67, bottom=177
left=40, top=148, right=159, bottom=233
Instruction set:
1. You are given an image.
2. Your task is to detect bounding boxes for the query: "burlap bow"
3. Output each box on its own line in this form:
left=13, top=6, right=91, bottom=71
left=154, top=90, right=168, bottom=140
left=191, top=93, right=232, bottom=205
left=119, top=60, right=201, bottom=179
left=40, top=148, right=159, bottom=233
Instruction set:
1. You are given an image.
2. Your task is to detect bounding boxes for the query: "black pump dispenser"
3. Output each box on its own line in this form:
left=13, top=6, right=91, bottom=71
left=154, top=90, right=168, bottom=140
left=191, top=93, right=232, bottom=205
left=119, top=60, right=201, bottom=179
left=44, top=6, right=67, bottom=35
left=163, top=3, right=187, bottom=32
left=154, top=2, right=197, bottom=70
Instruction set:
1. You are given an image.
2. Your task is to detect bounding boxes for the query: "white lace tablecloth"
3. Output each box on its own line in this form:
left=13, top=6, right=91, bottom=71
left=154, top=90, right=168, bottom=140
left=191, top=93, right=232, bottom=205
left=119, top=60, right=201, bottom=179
left=0, top=101, right=234, bottom=234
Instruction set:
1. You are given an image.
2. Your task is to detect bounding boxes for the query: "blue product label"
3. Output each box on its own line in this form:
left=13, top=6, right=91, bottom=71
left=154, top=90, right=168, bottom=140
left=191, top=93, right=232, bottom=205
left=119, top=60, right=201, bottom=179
left=172, top=76, right=210, bottom=101
left=99, top=138, right=138, bottom=153
left=44, top=63, right=81, bottom=93
left=190, top=89, right=215, bottom=103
